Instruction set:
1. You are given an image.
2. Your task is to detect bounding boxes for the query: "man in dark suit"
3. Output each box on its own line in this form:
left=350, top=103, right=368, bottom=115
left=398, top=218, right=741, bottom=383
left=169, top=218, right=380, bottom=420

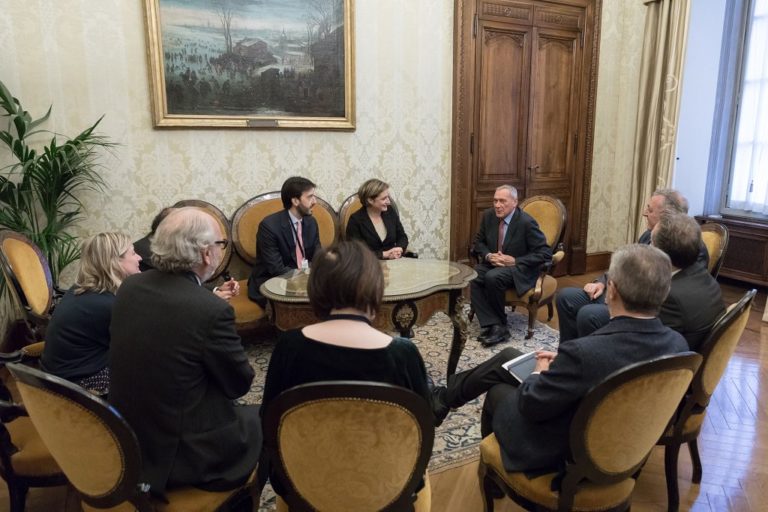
left=247, top=176, right=321, bottom=305
left=652, top=213, right=725, bottom=351
left=470, top=185, right=551, bottom=345
left=432, top=244, right=689, bottom=473
left=110, top=207, right=260, bottom=497
left=556, top=188, right=706, bottom=341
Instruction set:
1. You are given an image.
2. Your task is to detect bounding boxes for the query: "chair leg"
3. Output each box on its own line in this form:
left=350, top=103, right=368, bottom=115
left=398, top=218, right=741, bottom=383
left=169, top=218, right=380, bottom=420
left=664, top=444, right=681, bottom=512
left=525, top=309, right=535, bottom=339
left=8, top=482, right=29, bottom=512
left=546, top=302, right=554, bottom=321
left=688, top=438, right=703, bottom=483
left=478, top=471, right=499, bottom=512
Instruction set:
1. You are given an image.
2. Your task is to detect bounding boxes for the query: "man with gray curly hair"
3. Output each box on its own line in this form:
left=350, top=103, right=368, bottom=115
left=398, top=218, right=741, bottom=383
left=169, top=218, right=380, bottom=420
left=109, top=207, right=261, bottom=498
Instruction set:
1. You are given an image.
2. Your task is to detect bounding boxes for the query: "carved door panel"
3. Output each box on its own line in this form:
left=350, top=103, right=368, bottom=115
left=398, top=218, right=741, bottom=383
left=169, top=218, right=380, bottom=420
left=451, top=0, right=599, bottom=274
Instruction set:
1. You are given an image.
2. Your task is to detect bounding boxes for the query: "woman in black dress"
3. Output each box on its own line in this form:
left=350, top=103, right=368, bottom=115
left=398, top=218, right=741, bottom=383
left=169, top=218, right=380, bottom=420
left=345, top=178, right=410, bottom=259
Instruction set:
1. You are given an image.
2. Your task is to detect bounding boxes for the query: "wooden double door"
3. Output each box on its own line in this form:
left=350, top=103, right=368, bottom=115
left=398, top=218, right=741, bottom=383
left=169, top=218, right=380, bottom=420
left=450, top=0, right=601, bottom=274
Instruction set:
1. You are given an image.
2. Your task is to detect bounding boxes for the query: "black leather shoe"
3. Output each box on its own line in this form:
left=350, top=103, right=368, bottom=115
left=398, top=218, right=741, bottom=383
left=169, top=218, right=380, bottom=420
left=482, top=325, right=510, bottom=346
left=477, top=326, right=494, bottom=342
left=431, top=385, right=450, bottom=427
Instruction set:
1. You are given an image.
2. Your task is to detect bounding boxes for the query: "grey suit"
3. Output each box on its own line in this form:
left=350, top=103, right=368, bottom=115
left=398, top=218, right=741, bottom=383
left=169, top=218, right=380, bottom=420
left=109, top=270, right=260, bottom=495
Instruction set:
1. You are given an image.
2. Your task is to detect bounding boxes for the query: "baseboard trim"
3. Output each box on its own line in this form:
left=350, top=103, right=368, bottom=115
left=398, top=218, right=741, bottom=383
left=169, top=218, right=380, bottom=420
left=585, top=252, right=611, bottom=273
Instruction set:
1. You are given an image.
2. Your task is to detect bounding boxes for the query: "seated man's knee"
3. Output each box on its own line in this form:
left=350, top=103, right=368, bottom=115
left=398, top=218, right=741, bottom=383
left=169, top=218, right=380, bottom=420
left=576, top=304, right=610, bottom=337
left=484, top=267, right=511, bottom=290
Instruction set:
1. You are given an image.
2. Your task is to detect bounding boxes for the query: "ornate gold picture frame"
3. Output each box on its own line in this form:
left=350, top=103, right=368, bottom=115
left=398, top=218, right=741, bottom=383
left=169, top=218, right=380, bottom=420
left=144, top=0, right=354, bottom=129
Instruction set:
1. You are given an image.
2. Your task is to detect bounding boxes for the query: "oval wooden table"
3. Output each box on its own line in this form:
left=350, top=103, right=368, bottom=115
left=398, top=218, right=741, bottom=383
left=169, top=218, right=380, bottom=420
left=260, top=259, right=477, bottom=376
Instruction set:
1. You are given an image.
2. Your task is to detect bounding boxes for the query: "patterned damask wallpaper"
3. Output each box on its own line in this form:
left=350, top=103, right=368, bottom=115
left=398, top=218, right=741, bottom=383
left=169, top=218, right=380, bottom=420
left=0, top=0, right=644, bottom=282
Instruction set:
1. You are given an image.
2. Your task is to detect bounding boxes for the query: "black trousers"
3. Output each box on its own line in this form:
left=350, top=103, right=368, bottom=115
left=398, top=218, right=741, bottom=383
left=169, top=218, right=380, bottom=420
left=444, top=347, right=522, bottom=435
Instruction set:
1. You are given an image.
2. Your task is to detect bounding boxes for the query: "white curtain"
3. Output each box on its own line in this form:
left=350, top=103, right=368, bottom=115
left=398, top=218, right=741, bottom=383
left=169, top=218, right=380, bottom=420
left=728, top=0, right=768, bottom=215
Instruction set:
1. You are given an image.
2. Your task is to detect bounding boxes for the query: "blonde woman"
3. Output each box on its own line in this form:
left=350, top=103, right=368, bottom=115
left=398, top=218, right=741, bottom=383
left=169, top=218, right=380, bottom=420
left=41, top=232, right=142, bottom=395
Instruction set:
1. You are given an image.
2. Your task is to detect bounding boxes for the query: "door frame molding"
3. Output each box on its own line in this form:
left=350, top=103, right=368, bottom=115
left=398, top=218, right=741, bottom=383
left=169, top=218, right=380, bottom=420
left=449, top=0, right=602, bottom=275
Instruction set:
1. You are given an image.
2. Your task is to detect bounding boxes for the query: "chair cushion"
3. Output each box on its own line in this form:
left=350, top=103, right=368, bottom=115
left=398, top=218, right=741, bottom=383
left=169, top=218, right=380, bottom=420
left=480, top=434, right=635, bottom=511
left=230, top=281, right=265, bottom=326
left=6, top=416, right=62, bottom=477
left=159, top=485, right=245, bottom=512
left=664, top=410, right=706, bottom=438
left=505, top=275, right=557, bottom=304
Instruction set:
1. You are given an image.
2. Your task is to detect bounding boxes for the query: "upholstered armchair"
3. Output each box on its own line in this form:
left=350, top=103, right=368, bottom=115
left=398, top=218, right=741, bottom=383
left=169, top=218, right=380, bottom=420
left=478, top=352, right=702, bottom=512
left=6, top=363, right=261, bottom=512
left=0, top=348, right=66, bottom=512
left=0, top=230, right=62, bottom=342
left=658, top=288, right=756, bottom=512
left=262, top=381, right=434, bottom=511
left=700, top=222, right=729, bottom=278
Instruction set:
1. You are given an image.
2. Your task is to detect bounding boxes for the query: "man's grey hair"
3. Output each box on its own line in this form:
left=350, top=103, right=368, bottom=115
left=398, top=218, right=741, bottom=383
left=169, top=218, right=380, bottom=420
left=608, top=244, right=672, bottom=315
left=651, top=213, right=701, bottom=269
left=652, top=188, right=688, bottom=214
left=496, top=185, right=518, bottom=199
left=150, top=207, right=218, bottom=273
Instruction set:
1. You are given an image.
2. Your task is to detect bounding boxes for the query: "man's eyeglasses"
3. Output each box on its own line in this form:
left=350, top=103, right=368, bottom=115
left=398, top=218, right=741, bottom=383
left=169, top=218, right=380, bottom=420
left=214, top=240, right=229, bottom=249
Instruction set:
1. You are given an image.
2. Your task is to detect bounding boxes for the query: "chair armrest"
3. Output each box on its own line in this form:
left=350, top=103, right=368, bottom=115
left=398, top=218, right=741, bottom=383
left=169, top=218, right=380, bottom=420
left=21, top=341, right=45, bottom=359
left=0, top=351, right=23, bottom=364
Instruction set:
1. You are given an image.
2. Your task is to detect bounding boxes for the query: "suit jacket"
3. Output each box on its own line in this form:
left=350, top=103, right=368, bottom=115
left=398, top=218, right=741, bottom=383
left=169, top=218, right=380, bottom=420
left=660, top=263, right=725, bottom=351
left=493, top=316, right=689, bottom=473
left=473, top=207, right=552, bottom=296
left=247, top=210, right=321, bottom=303
left=109, top=270, right=260, bottom=495
left=345, top=207, right=409, bottom=259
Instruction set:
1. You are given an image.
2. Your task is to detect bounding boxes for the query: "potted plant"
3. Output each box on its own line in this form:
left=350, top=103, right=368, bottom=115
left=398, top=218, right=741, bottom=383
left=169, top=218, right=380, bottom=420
left=0, top=79, right=114, bottom=285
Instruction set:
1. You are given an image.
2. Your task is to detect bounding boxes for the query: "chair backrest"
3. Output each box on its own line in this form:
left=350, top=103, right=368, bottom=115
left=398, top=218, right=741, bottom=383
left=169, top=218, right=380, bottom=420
left=338, top=193, right=363, bottom=239
left=231, top=192, right=339, bottom=265
left=263, top=381, right=434, bottom=512
left=700, top=222, right=729, bottom=278
left=0, top=230, right=53, bottom=323
left=689, top=288, right=755, bottom=410
left=6, top=363, right=149, bottom=511
left=172, top=199, right=233, bottom=280
left=520, top=195, right=567, bottom=249
left=560, top=352, right=702, bottom=511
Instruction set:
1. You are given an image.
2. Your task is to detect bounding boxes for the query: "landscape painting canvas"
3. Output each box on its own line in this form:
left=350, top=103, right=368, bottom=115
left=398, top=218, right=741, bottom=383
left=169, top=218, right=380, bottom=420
left=144, top=0, right=354, bottom=129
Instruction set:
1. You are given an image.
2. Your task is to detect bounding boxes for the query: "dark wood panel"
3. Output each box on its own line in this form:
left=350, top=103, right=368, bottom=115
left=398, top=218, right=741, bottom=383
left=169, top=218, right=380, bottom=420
left=697, top=216, right=768, bottom=286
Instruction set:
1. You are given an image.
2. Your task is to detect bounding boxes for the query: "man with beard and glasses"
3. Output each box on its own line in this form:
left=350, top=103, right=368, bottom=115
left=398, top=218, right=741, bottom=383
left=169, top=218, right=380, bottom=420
left=247, top=176, right=322, bottom=306
left=109, top=207, right=260, bottom=498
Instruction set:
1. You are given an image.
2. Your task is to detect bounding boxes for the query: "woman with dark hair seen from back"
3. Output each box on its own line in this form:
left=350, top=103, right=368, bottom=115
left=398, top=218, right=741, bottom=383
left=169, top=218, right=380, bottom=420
left=346, top=178, right=410, bottom=259
left=262, top=240, right=434, bottom=496
left=41, top=232, right=142, bottom=396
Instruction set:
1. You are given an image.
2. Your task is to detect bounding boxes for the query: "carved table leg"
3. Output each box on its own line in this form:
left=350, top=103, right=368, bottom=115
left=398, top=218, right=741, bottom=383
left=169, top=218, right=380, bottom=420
left=447, top=292, right=469, bottom=376
left=392, top=300, right=417, bottom=338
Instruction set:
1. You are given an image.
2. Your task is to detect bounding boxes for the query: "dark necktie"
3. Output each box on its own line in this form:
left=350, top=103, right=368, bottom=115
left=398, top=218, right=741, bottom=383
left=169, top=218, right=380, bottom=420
left=497, top=219, right=505, bottom=252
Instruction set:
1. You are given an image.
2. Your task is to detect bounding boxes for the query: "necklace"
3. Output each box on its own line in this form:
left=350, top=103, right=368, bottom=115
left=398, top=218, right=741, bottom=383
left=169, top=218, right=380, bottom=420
left=326, top=313, right=372, bottom=325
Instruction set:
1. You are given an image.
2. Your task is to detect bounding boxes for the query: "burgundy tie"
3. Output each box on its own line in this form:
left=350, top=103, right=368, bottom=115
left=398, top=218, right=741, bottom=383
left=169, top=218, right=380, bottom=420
left=497, top=219, right=505, bottom=252
left=295, top=220, right=304, bottom=269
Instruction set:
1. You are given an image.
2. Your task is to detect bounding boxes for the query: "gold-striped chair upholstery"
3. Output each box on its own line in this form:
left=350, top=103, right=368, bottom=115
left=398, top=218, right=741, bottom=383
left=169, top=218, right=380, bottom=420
left=7, top=363, right=259, bottom=512
left=657, top=289, right=755, bottom=512
left=479, top=353, right=702, bottom=512
left=264, top=381, right=433, bottom=511
left=700, top=222, right=729, bottom=278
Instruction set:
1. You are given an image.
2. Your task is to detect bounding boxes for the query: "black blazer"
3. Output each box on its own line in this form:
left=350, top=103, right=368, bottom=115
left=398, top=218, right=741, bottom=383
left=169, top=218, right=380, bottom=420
left=109, top=270, right=260, bottom=494
left=660, top=263, right=725, bottom=351
left=247, top=210, right=321, bottom=304
left=472, top=208, right=552, bottom=296
left=493, top=316, right=689, bottom=473
left=345, top=207, right=409, bottom=259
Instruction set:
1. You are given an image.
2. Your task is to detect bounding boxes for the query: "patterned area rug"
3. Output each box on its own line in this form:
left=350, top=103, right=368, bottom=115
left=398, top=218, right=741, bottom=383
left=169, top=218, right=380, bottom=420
left=243, top=310, right=559, bottom=509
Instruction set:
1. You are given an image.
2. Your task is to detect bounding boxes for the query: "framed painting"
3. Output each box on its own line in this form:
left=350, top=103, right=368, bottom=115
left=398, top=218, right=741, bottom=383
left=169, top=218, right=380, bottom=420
left=144, top=0, right=354, bottom=129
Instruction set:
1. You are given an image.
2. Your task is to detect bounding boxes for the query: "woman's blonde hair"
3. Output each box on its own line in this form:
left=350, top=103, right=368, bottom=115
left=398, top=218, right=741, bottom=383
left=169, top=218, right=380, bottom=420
left=73, top=232, right=134, bottom=295
left=357, top=178, right=390, bottom=206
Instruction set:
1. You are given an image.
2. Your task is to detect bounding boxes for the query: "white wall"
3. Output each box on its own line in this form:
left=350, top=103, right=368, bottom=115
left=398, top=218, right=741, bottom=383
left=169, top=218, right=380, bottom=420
left=673, top=0, right=727, bottom=215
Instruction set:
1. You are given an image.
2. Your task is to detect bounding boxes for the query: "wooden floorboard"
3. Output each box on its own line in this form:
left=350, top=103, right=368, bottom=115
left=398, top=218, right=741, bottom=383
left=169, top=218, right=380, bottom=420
left=1, top=273, right=767, bottom=511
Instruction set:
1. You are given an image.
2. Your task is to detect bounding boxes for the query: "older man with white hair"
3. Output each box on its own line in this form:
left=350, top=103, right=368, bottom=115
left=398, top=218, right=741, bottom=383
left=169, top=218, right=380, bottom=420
left=109, top=207, right=260, bottom=498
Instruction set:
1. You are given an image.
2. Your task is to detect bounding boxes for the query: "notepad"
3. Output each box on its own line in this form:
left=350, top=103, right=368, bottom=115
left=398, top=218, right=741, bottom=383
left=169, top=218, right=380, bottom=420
left=501, top=351, right=538, bottom=383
